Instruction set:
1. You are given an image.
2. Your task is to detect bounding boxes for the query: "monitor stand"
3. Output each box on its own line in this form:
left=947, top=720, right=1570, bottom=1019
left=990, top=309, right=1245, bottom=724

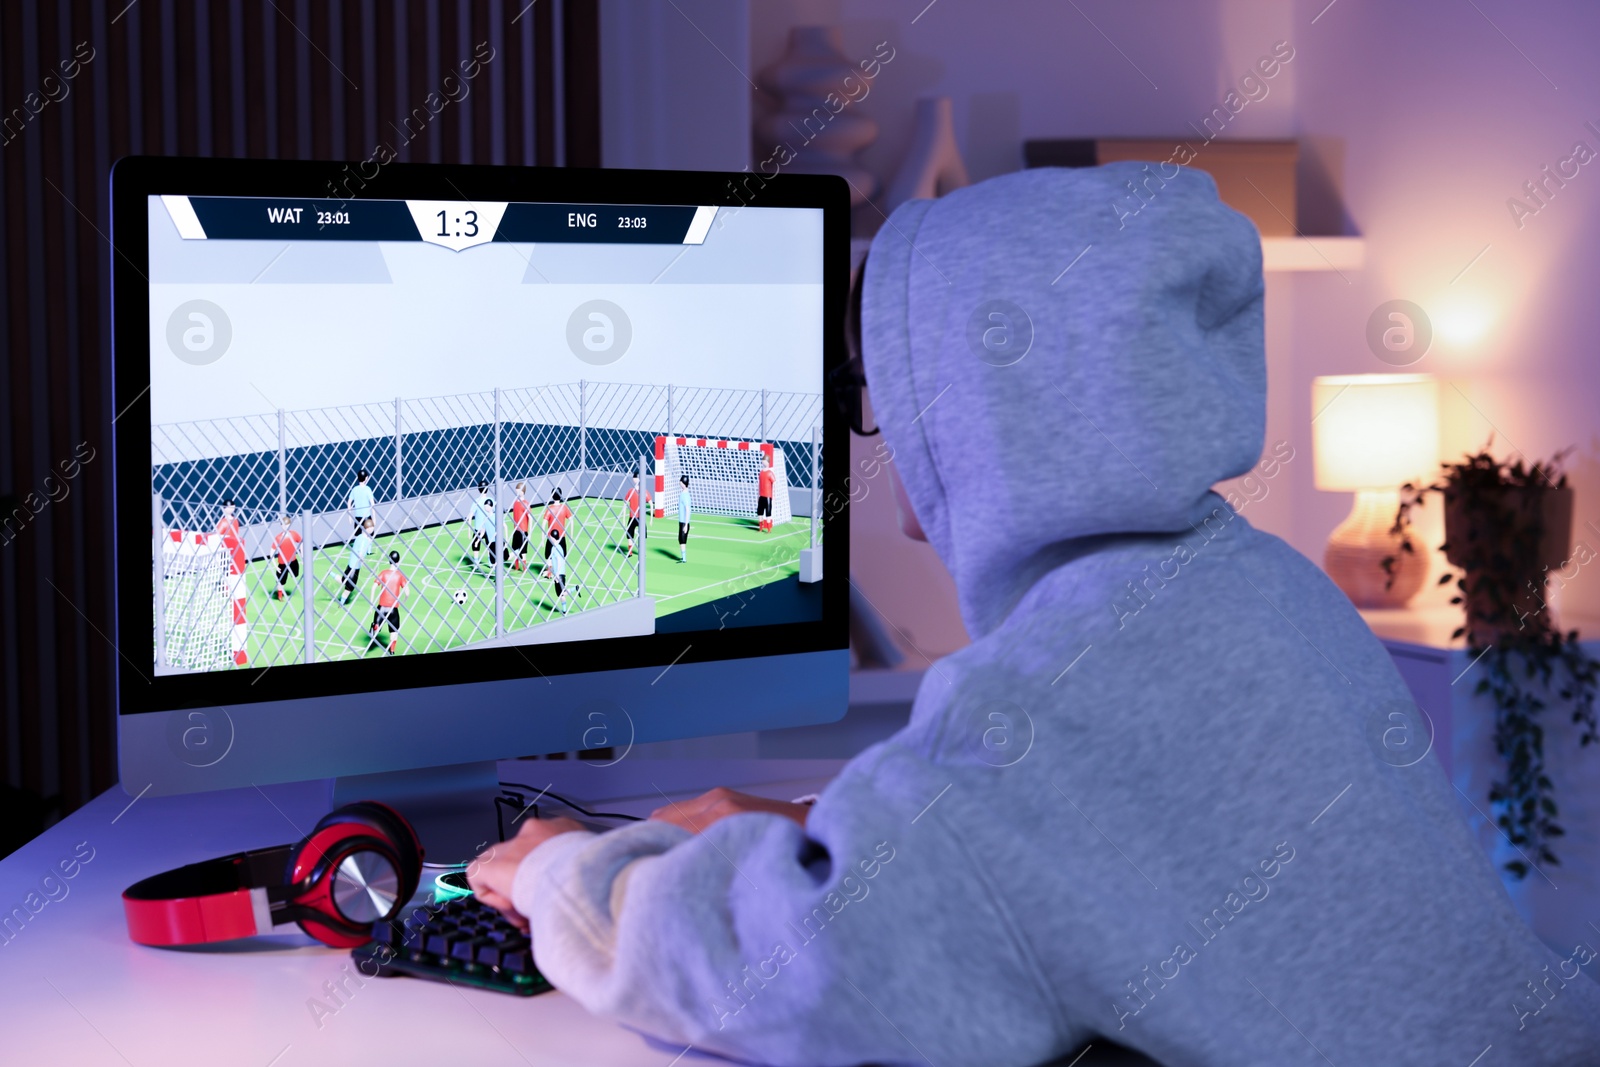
left=330, top=759, right=501, bottom=868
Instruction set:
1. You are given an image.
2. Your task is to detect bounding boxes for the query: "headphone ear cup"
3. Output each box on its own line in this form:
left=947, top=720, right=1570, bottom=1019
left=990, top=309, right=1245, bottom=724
left=333, top=801, right=423, bottom=897
left=285, top=802, right=424, bottom=948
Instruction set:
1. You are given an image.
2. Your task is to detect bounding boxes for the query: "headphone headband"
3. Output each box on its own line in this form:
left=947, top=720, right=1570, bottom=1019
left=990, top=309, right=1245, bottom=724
left=123, top=845, right=296, bottom=945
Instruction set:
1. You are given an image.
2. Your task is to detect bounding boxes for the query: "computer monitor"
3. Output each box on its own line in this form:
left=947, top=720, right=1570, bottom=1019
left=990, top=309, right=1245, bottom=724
left=112, top=157, right=850, bottom=861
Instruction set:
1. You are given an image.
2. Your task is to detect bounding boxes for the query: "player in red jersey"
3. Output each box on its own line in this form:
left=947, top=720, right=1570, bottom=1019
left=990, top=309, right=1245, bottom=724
left=623, top=471, right=644, bottom=557
left=756, top=454, right=776, bottom=533
left=541, top=487, right=573, bottom=578
left=272, top=515, right=302, bottom=600
left=509, top=482, right=532, bottom=572
left=216, top=499, right=247, bottom=574
left=369, top=550, right=408, bottom=655
left=216, top=500, right=241, bottom=545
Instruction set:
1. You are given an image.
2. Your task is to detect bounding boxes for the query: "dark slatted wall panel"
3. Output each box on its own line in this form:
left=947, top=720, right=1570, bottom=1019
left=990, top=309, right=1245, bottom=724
left=0, top=0, right=599, bottom=846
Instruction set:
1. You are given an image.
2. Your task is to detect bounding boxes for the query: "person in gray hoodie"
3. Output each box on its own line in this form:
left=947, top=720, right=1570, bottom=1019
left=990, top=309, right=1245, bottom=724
left=469, top=164, right=1600, bottom=1066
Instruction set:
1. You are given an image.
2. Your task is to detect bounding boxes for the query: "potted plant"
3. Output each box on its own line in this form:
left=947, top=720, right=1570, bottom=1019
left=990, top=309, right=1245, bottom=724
left=1388, top=442, right=1598, bottom=879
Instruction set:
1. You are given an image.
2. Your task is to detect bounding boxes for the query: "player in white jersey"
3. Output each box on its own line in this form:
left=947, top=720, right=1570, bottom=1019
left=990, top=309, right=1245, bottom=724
left=339, top=517, right=375, bottom=606
left=347, top=469, right=375, bottom=535
left=676, top=475, right=692, bottom=563
left=547, top=536, right=570, bottom=615
left=470, top=480, right=500, bottom=569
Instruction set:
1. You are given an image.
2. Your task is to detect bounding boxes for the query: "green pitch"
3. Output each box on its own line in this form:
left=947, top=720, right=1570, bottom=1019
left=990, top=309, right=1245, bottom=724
left=238, top=499, right=813, bottom=667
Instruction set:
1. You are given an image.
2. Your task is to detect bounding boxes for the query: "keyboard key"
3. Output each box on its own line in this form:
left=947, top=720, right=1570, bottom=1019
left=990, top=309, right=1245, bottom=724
left=353, top=894, right=549, bottom=995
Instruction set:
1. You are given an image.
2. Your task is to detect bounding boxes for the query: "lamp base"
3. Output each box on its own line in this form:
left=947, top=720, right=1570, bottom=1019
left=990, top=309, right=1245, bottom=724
left=1324, top=489, right=1427, bottom=608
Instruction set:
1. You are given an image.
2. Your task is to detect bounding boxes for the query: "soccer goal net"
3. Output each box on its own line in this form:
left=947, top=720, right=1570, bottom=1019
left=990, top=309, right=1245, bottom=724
left=159, top=531, right=247, bottom=670
left=151, top=381, right=821, bottom=669
left=654, top=437, right=790, bottom=524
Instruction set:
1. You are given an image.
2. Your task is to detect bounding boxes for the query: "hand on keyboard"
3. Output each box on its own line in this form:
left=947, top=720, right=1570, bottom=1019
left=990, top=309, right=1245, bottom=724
left=466, top=815, right=587, bottom=929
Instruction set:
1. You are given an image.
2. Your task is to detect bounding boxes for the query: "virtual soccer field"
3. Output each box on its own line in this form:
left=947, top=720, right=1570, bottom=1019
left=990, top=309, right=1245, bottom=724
left=239, top=501, right=812, bottom=667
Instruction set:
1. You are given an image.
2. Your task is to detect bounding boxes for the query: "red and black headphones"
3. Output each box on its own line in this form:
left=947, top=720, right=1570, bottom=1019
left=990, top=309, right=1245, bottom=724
left=123, top=801, right=424, bottom=949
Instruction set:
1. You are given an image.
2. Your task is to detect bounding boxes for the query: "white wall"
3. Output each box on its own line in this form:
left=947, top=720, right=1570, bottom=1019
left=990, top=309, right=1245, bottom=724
left=146, top=196, right=826, bottom=425
left=601, top=0, right=752, bottom=172
left=751, top=1, right=1296, bottom=194
left=753, top=0, right=1600, bottom=647
left=149, top=279, right=823, bottom=424
left=1285, top=0, right=1600, bottom=622
left=755, top=0, right=1306, bottom=657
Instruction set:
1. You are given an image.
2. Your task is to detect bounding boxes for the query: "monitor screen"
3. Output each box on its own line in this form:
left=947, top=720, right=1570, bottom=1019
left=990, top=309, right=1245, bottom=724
left=139, top=181, right=831, bottom=701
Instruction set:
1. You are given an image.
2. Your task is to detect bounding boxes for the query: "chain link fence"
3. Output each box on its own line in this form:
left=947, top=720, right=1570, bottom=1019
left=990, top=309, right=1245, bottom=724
left=151, top=381, right=822, bottom=672
left=810, top=423, right=824, bottom=550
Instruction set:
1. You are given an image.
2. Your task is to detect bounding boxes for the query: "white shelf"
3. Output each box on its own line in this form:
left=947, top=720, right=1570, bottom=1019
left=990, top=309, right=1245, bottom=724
left=1262, top=235, right=1365, bottom=272
left=859, top=234, right=1362, bottom=273
left=858, top=235, right=1361, bottom=274
left=1360, top=605, right=1600, bottom=655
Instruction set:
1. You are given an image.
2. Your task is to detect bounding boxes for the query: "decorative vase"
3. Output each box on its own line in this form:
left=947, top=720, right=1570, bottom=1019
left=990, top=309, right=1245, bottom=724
left=882, top=96, right=970, bottom=216
left=756, top=27, right=878, bottom=205
left=1444, top=485, right=1573, bottom=643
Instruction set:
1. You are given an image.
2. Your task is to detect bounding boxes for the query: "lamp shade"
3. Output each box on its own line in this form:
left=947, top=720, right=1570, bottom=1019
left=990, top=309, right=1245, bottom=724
left=1311, top=374, right=1438, bottom=491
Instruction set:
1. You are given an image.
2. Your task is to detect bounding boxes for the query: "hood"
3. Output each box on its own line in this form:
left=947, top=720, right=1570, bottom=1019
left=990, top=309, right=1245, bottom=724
left=862, top=163, right=1266, bottom=638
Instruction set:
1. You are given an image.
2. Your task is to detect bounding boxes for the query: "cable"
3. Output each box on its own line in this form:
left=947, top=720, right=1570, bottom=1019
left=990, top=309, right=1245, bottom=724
left=498, top=781, right=644, bottom=824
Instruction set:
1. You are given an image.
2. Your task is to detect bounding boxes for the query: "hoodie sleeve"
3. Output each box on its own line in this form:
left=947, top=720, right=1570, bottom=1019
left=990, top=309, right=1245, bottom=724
left=511, top=743, right=1067, bottom=1067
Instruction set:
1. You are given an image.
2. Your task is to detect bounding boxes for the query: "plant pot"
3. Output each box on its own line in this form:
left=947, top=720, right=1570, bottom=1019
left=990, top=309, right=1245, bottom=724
left=1444, top=485, right=1573, bottom=643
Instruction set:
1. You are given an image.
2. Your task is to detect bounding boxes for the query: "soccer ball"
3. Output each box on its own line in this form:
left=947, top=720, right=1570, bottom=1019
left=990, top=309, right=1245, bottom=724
left=452, top=589, right=470, bottom=606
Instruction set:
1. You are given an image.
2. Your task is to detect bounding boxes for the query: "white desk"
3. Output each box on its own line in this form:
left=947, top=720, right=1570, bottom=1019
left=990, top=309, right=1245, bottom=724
left=0, top=759, right=847, bottom=1067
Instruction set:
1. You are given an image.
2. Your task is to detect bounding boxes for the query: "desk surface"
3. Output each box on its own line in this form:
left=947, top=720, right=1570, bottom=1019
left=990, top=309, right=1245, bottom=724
left=2, top=757, right=1157, bottom=1067
left=0, top=759, right=846, bottom=1067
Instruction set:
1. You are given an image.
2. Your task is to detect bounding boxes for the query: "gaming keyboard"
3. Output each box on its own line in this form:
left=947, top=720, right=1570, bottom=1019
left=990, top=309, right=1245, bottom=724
left=352, top=881, right=553, bottom=997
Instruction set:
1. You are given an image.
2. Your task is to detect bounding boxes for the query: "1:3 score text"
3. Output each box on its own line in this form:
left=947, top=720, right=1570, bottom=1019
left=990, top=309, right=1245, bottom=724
left=436, top=209, right=479, bottom=238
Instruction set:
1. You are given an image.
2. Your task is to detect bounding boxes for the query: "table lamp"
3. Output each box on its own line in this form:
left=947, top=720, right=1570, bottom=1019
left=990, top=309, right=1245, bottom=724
left=1312, top=374, right=1439, bottom=608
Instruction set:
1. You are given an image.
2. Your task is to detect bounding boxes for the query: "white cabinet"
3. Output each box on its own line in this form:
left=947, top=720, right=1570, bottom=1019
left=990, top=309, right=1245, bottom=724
left=1363, top=606, right=1600, bottom=956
